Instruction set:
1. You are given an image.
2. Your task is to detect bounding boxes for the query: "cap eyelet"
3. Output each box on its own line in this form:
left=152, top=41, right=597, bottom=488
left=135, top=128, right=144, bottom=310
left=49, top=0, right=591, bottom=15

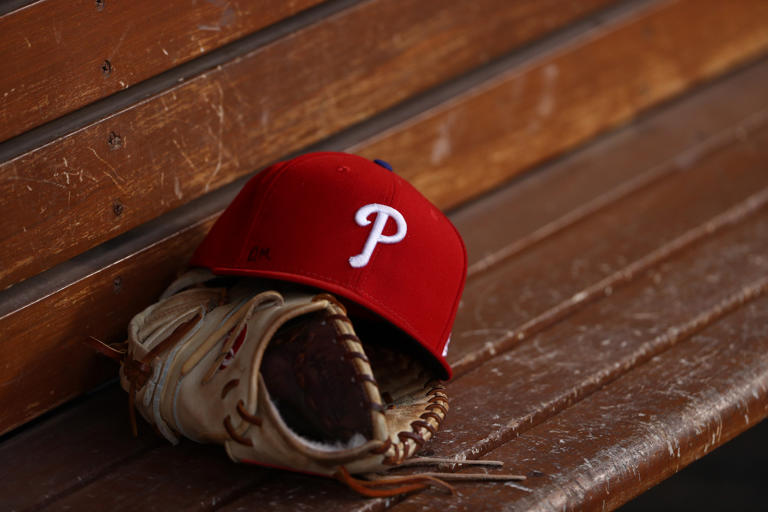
left=373, top=159, right=393, bottom=171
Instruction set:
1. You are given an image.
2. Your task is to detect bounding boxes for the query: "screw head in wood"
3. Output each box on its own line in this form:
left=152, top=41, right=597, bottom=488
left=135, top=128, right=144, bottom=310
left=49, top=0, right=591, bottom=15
left=108, top=131, right=123, bottom=150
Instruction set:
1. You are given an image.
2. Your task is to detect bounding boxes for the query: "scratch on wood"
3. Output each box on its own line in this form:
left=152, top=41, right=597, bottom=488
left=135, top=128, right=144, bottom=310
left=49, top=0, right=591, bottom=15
left=431, top=118, right=454, bottom=165
left=3, top=176, right=65, bottom=189
left=54, top=169, right=85, bottom=185
left=171, top=139, right=196, bottom=172
left=87, top=147, right=127, bottom=194
left=113, top=26, right=130, bottom=57
left=537, top=64, right=559, bottom=118
left=204, top=82, right=226, bottom=192
left=52, top=22, right=62, bottom=44
left=173, top=176, right=183, bottom=200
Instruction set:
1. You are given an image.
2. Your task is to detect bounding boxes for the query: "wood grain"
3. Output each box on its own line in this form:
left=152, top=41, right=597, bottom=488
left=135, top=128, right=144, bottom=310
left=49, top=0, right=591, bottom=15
left=0, top=386, right=162, bottom=512
left=0, top=0, right=663, bottom=290
left=19, top=209, right=768, bottom=511
left=0, top=0, right=324, bottom=142
left=391, top=296, right=768, bottom=511
left=25, top=106, right=768, bottom=512
left=0, top=215, right=214, bottom=435
left=2, top=59, right=768, bottom=511
left=449, top=120, right=768, bottom=374
left=1, top=50, right=767, bottom=438
left=452, top=59, right=768, bottom=270
left=354, top=0, right=768, bottom=209
left=437, top=187, right=768, bottom=460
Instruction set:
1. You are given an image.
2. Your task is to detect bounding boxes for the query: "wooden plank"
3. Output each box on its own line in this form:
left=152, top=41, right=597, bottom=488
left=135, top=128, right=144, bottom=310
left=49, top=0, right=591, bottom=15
left=0, top=0, right=615, bottom=289
left=380, top=193, right=768, bottom=511
left=620, top=421, right=768, bottom=511
left=0, top=0, right=324, bottom=142
left=41, top=443, right=265, bottom=512
left=1, top=52, right=767, bottom=437
left=390, top=297, right=768, bottom=511
left=0, top=386, right=162, bottom=512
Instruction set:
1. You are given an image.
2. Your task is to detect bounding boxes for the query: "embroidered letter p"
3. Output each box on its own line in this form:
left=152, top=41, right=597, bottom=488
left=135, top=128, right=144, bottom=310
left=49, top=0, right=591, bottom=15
left=349, top=203, right=407, bottom=268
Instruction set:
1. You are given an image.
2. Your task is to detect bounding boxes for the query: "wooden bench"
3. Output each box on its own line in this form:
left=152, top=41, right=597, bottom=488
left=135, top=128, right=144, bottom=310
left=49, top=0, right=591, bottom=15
left=2, top=0, right=768, bottom=509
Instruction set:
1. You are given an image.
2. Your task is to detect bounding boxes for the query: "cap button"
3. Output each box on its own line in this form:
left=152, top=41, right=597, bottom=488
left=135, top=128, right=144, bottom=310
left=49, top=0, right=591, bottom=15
left=373, top=159, right=393, bottom=171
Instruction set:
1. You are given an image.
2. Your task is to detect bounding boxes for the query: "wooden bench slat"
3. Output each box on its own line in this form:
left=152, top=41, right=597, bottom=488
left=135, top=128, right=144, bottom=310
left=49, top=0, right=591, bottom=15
left=1, top=51, right=766, bottom=438
left=0, top=0, right=615, bottom=290
left=2, top=58, right=768, bottom=511
left=44, top=444, right=266, bottom=512
left=0, top=0, right=324, bottom=142
left=0, top=386, right=162, bottom=512
left=390, top=296, right=768, bottom=511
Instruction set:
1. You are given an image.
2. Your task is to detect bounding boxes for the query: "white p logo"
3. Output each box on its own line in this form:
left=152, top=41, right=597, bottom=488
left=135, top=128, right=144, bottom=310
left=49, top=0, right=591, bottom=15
left=349, top=203, right=407, bottom=268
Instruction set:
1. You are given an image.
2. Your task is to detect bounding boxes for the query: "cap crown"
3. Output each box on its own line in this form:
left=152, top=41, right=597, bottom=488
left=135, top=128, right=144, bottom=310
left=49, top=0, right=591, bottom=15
left=190, top=152, right=467, bottom=378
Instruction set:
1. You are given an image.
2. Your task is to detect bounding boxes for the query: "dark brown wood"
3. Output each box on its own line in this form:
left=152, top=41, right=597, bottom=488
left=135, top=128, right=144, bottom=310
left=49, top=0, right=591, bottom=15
left=449, top=120, right=768, bottom=374
left=2, top=50, right=767, bottom=438
left=44, top=443, right=266, bottom=511
left=452, top=59, right=768, bottom=270
left=0, top=215, right=214, bottom=435
left=0, top=0, right=324, bottom=142
left=19, top=89, right=768, bottom=512
left=354, top=0, right=768, bottom=209
left=437, top=189, right=768, bottom=459
left=11, top=0, right=753, bottom=290
left=0, top=386, right=162, bottom=512
left=374, top=154, right=768, bottom=511
left=2, top=57, right=768, bottom=511
left=391, top=296, right=768, bottom=511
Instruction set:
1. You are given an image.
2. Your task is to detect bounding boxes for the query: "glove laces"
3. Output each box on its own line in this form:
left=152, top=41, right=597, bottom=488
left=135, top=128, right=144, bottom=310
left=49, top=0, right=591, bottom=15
left=334, top=458, right=526, bottom=497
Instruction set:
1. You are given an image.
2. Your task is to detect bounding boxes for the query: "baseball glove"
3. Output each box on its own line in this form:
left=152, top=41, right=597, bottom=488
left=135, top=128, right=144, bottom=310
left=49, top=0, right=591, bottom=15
left=95, top=269, right=522, bottom=496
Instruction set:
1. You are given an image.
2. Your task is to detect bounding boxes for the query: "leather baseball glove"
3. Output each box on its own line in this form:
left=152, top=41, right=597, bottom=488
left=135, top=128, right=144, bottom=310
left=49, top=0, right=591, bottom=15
left=95, top=269, right=522, bottom=496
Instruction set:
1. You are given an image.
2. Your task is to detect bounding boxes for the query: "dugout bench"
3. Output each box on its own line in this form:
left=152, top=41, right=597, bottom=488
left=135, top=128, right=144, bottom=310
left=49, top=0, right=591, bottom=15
left=1, top=0, right=768, bottom=510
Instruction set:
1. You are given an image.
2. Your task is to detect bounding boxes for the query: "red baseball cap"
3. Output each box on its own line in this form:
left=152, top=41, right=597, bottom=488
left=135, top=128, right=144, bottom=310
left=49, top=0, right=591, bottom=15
left=190, top=152, right=466, bottom=379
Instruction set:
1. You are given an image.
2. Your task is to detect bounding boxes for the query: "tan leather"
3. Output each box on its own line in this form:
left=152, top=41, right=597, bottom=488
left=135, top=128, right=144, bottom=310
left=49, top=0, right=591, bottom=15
left=122, top=270, right=448, bottom=477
